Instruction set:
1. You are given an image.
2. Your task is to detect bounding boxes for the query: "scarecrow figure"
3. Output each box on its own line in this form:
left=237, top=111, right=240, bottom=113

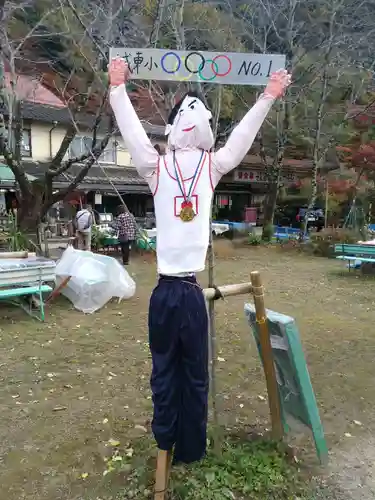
left=109, top=59, right=291, bottom=466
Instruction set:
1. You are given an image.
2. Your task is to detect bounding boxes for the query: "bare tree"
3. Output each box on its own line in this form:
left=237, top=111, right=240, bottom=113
left=232, top=0, right=374, bottom=235
left=0, top=0, right=114, bottom=239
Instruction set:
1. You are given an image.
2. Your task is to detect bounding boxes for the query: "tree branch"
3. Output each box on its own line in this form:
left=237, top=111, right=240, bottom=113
left=48, top=115, right=114, bottom=206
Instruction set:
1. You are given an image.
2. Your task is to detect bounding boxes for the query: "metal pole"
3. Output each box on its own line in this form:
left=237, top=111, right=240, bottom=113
left=324, top=178, right=329, bottom=228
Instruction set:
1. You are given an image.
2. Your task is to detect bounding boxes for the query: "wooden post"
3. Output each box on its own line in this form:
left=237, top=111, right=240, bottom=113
left=203, top=282, right=253, bottom=300
left=154, top=450, right=172, bottom=500
left=45, top=276, right=71, bottom=305
left=250, top=271, right=283, bottom=440
left=0, top=251, right=36, bottom=259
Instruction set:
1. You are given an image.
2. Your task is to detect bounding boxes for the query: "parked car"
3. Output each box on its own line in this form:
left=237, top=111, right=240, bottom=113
left=297, top=207, right=324, bottom=231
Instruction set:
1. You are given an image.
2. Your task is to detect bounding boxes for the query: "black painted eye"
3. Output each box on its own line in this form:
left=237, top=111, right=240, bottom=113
left=190, top=104, right=195, bottom=110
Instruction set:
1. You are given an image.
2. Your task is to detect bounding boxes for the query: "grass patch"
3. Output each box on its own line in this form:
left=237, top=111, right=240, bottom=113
left=107, top=433, right=308, bottom=500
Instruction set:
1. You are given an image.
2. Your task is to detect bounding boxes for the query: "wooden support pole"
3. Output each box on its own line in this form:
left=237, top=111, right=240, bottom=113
left=203, top=282, right=253, bottom=300
left=250, top=271, right=283, bottom=440
left=45, top=276, right=71, bottom=305
left=154, top=450, right=172, bottom=500
left=0, top=251, right=36, bottom=259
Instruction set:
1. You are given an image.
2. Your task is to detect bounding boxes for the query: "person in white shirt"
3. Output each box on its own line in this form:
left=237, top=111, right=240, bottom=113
left=109, top=59, right=291, bottom=466
left=74, top=204, right=93, bottom=251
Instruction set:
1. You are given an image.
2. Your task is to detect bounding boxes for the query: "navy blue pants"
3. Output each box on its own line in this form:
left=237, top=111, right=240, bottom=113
left=148, top=275, right=209, bottom=464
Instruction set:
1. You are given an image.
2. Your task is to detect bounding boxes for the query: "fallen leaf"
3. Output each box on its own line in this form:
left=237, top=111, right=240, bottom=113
left=353, top=420, right=362, bottom=426
left=217, top=357, right=225, bottom=362
left=80, top=472, right=88, bottom=479
left=344, top=432, right=352, bottom=438
left=134, top=425, right=147, bottom=433
left=53, top=406, right=67, bottom=412
left=108, top=438, right=120, bottom=447
left=257, top=395, right=266, bottom=401
left=109, top=372, right=117, bottom=377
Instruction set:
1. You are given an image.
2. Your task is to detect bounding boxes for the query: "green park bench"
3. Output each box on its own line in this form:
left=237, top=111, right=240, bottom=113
left=0, top=283, right=53, bottom=321
left=334, top=243, right=375, bottom=270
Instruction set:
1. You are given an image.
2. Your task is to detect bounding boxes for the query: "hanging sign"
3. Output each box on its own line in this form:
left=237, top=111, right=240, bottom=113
left=94, top=193, right=103, bottom=205
left=234, top=169, right=296, bottom=183
left=109, top=48, right=286, bottom=86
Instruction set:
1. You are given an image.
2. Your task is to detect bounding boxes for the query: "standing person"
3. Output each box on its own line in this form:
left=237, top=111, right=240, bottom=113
left=109, top=59, right=291, bottom=471
left=75, top=204, right=93, bottom=251
left=110, top=205, right=137, bottom=265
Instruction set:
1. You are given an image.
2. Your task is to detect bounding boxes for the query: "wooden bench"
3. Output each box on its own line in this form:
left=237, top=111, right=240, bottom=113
left=0, top=283, right=53, bottom=321
left=334, top=243, right=375, bottom=270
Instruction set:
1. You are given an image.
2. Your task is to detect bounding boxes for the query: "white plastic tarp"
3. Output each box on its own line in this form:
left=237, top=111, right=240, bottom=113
left=55, top=247, right=136, bottom=313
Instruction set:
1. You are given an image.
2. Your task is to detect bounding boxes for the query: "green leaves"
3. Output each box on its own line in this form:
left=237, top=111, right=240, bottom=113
left=169, top=437, right=305, bottom=500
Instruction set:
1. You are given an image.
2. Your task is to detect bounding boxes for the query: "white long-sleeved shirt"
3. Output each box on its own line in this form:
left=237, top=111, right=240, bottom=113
left=110, top=85, right=275, bottom=274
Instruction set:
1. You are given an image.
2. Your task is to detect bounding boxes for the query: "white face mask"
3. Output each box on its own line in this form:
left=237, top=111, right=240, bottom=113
left=165, top=96, right=214, bottom=151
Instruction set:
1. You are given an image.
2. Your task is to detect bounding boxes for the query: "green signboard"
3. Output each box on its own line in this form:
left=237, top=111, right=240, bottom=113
left=245, top=304, right=328, bottom=464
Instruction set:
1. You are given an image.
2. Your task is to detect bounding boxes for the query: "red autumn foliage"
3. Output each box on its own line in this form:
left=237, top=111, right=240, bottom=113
left=336, top=142, right=375, bottom=171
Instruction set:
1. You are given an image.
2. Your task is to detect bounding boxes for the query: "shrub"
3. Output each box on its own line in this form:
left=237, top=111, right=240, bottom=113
left=248, top=233, right=262, bottom=246
left=309, top=227, right=360, bottom=257
left=91, top=225, right=107, bottom=251
left=262, top=224, right=274, bottom=242
left=0, top=212, right=35, bottom=252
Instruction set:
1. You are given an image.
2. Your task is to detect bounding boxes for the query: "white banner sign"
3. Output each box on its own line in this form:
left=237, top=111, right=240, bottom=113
left=234, top=170, right=296, bottom=184
left=109, top=48, right=286, bottom=86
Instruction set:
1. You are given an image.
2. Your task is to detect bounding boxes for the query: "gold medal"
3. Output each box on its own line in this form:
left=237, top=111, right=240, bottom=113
left=180, top=205, right=196, bottom=222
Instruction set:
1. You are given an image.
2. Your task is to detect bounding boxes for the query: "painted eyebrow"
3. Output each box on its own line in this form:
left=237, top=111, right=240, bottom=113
left=188, top=99, right=197, bottom=108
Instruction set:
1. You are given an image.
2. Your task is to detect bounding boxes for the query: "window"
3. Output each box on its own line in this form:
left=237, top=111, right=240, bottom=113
left=20, top=130, right=32, bottom=157
left=69, top=136, right=92, bottom=159
left=69, top=135, right=117, bottom=164
left=100, top=142, right=116, bottom=163
left=9, top=129, right=32, bottom=157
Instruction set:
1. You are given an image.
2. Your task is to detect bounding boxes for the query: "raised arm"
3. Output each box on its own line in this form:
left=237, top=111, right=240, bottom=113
left=211, top=69, right=291, bottom=187
left=109, top=58, right=159, bottom=185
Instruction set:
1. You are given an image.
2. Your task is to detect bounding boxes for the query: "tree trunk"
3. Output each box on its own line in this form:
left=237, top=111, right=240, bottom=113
left=262, top=181, right=279, bottom=239
left=17, top=191, right=46, bottom=251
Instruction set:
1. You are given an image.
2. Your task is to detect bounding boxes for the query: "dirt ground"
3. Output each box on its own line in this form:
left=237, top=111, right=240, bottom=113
left=1, top=243, right=375, bottom=500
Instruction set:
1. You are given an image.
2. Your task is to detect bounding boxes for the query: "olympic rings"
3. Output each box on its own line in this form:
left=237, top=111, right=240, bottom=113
left=198, top=59, right=219, bottom=81
left=212, top=54, right=232, bottom=77
left=184, top=51, right=205, bottom=74
left=160, top=52, right=181, bottom=74
left=176, top=56, right=199, bottom=82
left=160, top=51, right=232, bottom=81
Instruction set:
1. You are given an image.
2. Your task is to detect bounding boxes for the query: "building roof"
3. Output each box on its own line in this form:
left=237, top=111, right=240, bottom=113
left=1, top=99, right=165, bottom=138
left=5, top=73, right=65, bottom=108
left=0, top=163, right=36, bottom=186
left=22, top=161, right=150, bottom=194
left=3, top=72, right=166, bottom=137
